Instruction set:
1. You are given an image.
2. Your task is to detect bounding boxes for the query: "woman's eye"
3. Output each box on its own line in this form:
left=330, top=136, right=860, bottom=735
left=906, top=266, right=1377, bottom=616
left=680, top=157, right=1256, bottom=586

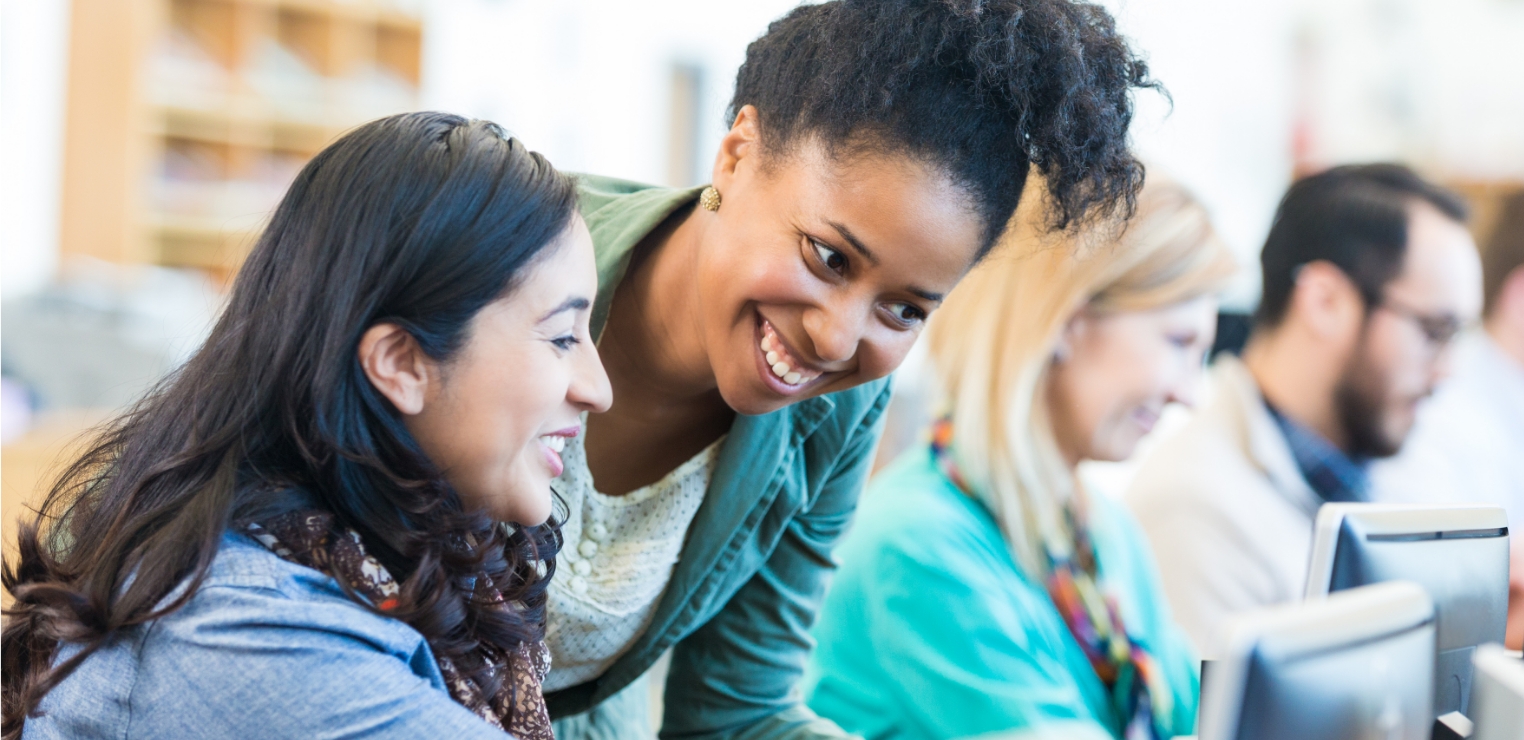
left=887, top=302, right=927, bottom=326
left=1168, top=332, right=1198, bottom=349
left=812, top=240, right=848, bottom=275
left=551, top=335, right=580, bottom=351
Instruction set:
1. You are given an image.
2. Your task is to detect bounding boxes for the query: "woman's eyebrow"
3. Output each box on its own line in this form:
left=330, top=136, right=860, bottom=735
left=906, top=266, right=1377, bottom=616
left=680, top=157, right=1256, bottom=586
left=538, top=296, right=591, bottom=323
left=828, top=220, right=943, bottom=302
left=829, top=221, right=880, bottom=266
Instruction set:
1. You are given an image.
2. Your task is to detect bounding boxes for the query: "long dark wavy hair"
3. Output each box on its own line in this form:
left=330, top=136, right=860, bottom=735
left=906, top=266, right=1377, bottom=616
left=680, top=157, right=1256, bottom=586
left=1, top=112, right=577, bottom=737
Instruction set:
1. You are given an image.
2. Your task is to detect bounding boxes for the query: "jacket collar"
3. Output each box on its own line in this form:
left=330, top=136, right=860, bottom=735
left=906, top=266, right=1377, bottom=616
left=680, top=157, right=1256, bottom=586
left=580, top=183, right=706, bottom=342
left=1211, top=356, right=1322, bottom=516
left=1263, top=402, right=1370, bottom=504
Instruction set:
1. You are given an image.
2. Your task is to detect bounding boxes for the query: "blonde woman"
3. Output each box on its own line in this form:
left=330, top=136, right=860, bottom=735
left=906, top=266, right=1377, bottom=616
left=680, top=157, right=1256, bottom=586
left=803, top=177, right=1237, bottom=740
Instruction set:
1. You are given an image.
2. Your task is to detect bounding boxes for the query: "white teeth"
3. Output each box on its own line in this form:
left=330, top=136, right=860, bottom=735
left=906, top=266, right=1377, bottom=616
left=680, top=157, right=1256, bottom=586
left=541, top=435, right=565, bottom=453
left=761, top=320, right=824, bottom=386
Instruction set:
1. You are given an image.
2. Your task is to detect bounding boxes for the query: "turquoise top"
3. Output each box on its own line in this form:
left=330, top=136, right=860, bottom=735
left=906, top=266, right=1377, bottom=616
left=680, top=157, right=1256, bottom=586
left=804, top=446, right=1199, bottom=740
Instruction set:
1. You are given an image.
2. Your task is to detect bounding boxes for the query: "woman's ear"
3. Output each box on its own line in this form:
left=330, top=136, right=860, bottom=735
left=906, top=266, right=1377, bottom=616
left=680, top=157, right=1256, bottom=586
left=359, top=323, right=432, bottom=415
left=712, top=104, right=762, bottom=191
left=1054, top=312, right=1086, bottom=364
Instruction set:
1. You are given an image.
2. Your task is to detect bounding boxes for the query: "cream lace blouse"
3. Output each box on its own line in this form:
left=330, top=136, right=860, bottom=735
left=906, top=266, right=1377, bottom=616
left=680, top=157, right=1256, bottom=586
left=541, top=431, right=724, bottom=692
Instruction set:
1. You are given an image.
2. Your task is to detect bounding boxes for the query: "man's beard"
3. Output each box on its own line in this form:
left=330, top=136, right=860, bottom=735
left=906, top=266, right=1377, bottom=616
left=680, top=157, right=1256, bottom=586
left=1332, top=343, right=1402, bottom=459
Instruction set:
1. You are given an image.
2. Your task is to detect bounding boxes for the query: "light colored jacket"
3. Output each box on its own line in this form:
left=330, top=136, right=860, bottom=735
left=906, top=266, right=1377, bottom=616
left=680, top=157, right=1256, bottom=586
left=1124, top=356, right=1321, bottom=659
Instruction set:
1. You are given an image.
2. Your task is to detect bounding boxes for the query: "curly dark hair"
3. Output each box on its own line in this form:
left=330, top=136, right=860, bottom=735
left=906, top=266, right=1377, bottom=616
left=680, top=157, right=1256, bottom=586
left=1, top=112, right=572, bottom=737
left=731, top=0, right=1158, bottom=253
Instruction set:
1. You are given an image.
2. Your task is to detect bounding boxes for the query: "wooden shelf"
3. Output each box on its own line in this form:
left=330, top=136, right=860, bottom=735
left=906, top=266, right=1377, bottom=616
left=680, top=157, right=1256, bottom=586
left=246, top=0, right=424, bottom=29
left=59, top=0, right=422, bottom=281
left=150, top=104, right=349, bottom=149
left=3, top=410, right=113, bottom=572
left=150, top=215, right=265, bottom=271
left=1450, top=180, right=1524, bottom=250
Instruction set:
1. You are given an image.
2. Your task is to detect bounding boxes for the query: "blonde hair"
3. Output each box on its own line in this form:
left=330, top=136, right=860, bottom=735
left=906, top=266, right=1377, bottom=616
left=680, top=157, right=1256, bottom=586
left=926, top=174, right=1238, bottom=574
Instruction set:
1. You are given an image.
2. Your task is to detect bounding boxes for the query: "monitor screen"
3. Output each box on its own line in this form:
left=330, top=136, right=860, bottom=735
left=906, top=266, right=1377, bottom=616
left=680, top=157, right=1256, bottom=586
left=1304, top=503, right=1509, bottom=716
left=1204, top=580, right=1437, bottom=740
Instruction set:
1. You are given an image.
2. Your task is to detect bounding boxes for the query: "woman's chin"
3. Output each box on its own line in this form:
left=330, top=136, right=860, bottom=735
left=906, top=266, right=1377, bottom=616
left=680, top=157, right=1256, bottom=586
left=489, top=468, right=556, bottom=527
left=498, top=489, right=554, bottom=527
left=516, top=504, right=553, bottom=528
left=714, top=377, right=777, bottom=417
left=720, top=367, right=837, bottom=416
left=1098, top=437, right=1144, bottom=464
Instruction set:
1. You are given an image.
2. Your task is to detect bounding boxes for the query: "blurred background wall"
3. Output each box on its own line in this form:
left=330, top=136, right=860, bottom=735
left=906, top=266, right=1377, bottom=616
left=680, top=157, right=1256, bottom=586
left=4, top=0, right=1523, bottom=543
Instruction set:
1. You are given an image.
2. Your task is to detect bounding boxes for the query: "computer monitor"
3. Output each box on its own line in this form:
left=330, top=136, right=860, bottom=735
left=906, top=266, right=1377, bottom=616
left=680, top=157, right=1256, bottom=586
left=1304, top=503, right=1510, bottom=717
left=1471, top=644, right=1524, bottom=740
left=1201, top=581, right=1437, bottom=740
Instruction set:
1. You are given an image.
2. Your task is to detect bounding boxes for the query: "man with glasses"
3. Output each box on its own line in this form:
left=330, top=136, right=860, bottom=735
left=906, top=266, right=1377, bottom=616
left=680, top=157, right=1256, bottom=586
left=1125, top=163, right=1483, bottom=659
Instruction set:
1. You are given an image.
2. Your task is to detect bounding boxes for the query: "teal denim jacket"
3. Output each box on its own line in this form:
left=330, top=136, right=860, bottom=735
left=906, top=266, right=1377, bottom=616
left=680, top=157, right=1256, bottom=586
left=544, top=175, right=890, bottom=740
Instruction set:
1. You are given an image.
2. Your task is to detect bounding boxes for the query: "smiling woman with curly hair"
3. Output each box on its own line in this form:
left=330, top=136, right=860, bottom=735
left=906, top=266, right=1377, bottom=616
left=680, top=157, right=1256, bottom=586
left=540, top=1, right=1161, bottom=738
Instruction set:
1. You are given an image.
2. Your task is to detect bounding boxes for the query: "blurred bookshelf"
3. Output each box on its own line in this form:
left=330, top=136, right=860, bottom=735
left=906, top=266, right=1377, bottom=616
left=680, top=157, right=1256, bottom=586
left=2, top=410, right=111, bottom=572
left=59, top=0, right=423, bottom=280
left=1451, top=181, right=1524, bottom=252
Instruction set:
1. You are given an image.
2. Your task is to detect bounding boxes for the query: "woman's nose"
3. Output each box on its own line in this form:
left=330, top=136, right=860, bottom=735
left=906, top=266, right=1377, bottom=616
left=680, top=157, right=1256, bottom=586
left=571, top=344, right=613, bottom=413
left=1166, top=360, right=1205, bottom=409
left=802, top=302, right=865, bottom=365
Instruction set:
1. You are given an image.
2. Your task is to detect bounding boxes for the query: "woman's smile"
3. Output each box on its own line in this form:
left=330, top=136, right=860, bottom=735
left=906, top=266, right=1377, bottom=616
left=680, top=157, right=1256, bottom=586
left=754, top=313, right=834, bottom=396
left=1129, top=406, right=1162, bottom=436
left=537, top=426, right=578, bottom=478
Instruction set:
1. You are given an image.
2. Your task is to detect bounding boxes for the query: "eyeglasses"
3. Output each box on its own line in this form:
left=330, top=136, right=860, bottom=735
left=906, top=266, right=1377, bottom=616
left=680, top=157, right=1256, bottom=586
left=1376, top=296, right=1470, bottom=349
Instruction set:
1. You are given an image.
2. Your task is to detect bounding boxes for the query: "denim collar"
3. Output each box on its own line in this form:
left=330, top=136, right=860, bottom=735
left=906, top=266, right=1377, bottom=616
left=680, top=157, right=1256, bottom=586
left=1264, top=402, right=1370, bottom=504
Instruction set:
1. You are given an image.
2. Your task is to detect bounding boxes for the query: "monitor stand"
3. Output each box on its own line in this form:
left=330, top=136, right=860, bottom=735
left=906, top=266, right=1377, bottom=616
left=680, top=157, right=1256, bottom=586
left=1437, top=646, right=1476, bottom=716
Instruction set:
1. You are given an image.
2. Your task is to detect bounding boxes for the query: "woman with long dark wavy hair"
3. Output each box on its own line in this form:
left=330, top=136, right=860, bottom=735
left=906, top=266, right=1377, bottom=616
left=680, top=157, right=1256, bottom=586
left=2, top=111, right=612, bottom=739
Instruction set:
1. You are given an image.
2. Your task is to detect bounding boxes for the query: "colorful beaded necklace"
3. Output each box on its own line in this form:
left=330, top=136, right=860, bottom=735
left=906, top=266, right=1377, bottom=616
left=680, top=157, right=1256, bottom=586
left=929, top=417, right=1174, bottom=740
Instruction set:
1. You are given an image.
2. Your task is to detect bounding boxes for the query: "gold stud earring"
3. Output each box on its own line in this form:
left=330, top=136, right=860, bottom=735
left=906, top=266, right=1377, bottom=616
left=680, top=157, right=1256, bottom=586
left=699, top=185, right=722, bottom=212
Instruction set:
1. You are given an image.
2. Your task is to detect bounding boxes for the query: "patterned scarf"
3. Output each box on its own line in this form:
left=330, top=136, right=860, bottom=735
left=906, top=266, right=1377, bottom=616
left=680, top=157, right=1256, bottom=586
left=929, top=418, right=1173, bottom=740
left=246, top=510, right=554, bottom=740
